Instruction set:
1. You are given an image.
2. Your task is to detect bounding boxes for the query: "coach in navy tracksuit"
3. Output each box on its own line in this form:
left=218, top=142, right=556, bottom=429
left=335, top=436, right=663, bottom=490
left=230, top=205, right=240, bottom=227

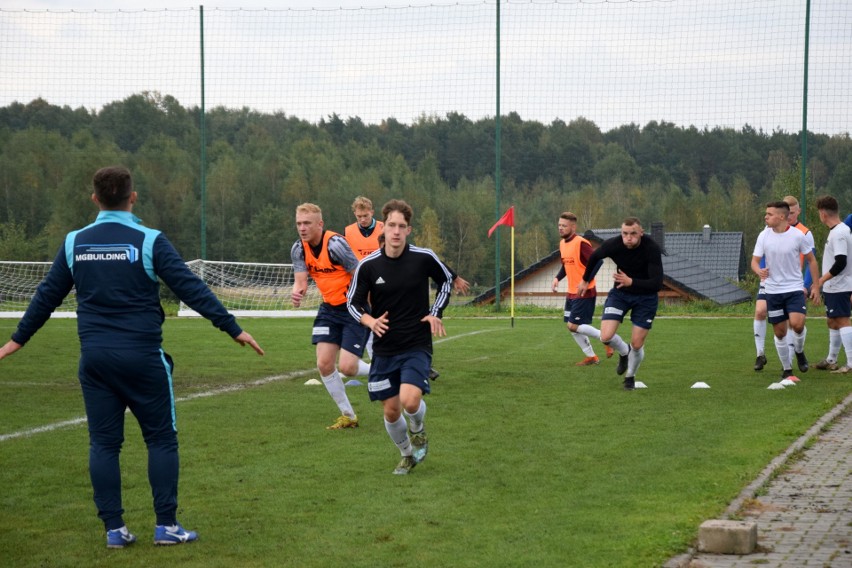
left=0, top=166, right=264, bottom=549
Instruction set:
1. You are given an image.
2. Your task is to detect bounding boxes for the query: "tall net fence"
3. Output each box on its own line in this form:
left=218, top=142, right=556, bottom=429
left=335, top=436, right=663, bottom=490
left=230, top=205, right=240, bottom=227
left=1, top=1, right=851, bottom=309
left=2, top=0, right=849, bottom=133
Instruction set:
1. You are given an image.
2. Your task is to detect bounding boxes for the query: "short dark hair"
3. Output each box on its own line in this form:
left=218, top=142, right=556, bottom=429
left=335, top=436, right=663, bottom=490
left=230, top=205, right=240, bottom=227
left=93, top=166, right=133, bottom=208
left=560, top=212, right=577, bottom=222
left=766, top=200, right=790, bottom=214
left=622, top=216, right=641, bottom=227
left=381, top=199, right=413, bottom=225
left=816, top=195, right=839, bottom=214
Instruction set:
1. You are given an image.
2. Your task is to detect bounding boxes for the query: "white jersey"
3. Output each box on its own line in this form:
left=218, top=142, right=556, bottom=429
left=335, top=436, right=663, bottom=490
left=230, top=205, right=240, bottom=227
left=752, top=225, right=812, bottom=294
left=822, top=222, right=852, bottom=293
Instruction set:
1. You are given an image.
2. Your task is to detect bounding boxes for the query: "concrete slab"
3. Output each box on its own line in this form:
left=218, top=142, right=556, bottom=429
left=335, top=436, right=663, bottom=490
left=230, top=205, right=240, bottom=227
left=697, top=520, right=757, bottom=555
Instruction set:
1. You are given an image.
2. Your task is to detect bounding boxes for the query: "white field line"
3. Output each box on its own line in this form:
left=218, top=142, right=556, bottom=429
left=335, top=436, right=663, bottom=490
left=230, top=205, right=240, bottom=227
left=1, top=327, right=499, bottom=443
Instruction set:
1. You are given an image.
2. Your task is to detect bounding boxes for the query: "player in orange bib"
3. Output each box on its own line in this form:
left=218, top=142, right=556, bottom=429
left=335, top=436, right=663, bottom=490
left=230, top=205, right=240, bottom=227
left=551, top=212, right=614, bottom=366
left=291, top=203, right=371, bottom=430
left=343, top=197, right=384, bottom=364
left=345, top=196, right=384, bottom=261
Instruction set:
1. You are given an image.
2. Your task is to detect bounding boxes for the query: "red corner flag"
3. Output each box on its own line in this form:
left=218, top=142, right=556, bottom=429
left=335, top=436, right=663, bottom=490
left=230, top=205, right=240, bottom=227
left=488, top=206, right=514, bottom=238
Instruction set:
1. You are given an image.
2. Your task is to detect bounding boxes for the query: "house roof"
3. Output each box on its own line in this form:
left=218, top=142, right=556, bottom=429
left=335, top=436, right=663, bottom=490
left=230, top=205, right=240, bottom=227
left=585, top=228, right=751, bottom=305
left=664, top=230, right=746, bottom=281
left=472, top=226, right=752, bottom=306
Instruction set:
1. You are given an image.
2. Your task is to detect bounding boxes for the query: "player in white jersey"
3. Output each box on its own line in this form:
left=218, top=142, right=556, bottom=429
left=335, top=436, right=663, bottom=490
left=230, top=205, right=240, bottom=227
left=752, top=195, right=816, bottom=372
left=814, top=195, right=852, bottom=373
left=751, top=201, right=820, bottom=380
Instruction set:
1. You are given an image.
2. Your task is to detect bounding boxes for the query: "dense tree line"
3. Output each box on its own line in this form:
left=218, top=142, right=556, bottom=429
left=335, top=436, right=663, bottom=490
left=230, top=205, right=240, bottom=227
left=2, top=92, right=852, bottom=289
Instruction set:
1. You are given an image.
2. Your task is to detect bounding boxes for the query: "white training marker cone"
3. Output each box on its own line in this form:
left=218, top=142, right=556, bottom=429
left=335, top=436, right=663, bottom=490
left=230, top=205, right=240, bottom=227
left=304, top=378, right=322, bottom=386
left=767, top=382, right=785, bottom=390
left=691, top=382, right=710, bottom=389
left=634, top=381, right=648, bottom=389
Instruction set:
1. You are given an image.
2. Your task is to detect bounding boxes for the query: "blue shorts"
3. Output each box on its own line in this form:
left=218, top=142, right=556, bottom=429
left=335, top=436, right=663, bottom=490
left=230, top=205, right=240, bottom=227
left=765, top=291, right=807, bottom=324
left=367, top=350, right=432, bottom=402
left=823, top=291, right=852, bottom=319
left=311, top=303, right=369, bottom=357
left=756, top=283, right=766, bottom=301
left=601, top=288, right=658, bottom=330
left=564, top=297, right=595, bottom=325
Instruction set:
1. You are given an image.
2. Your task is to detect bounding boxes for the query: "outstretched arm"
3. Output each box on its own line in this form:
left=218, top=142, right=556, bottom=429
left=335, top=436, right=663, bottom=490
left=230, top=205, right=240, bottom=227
left=453, top=276, right=470, bottom=295
left=233, top=331, right=264, bottom=355
left=0, top=339, right=24, bottom=361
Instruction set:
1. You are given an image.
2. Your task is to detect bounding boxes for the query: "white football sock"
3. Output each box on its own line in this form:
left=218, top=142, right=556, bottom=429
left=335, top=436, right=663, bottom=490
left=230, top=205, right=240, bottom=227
left=366, top=333, right=374, bottom=360
left=571, top=332, right=596, bottom=357
left=626, top=346, right=644, bottom=377
left=828, top=329, right=841, bottom=362
left=384, top=416, right=412, bottom=456
left=774, top=336, right=792, bottom=370
left=356, top=359, right=371, bottom=377
left=321, top=370, right=355, bottom=419
left=840, top=327, right=852, bottom=367
left=753, top=319, right=766, bottom=356
left=403, top=399, right=427, bottom=434
left=792, top=328, right=806, bottom=353
left=575, top=324, right=601, bottom=340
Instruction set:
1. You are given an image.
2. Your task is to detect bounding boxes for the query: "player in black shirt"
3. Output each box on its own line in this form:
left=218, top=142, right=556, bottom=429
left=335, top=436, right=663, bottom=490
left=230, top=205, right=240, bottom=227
left=577, top=217, right=664, bottom=390
left=347, top=199, right=453, bottom=474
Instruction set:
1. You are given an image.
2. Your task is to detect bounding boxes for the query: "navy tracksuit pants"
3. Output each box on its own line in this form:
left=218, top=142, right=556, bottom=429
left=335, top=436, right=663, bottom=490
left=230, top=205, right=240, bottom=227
left=78, top=347, right=179, bottom=530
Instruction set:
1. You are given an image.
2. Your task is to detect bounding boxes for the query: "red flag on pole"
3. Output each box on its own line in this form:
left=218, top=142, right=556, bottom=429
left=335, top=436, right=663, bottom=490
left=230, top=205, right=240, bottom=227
left=488, top=206, right=514, bottom=237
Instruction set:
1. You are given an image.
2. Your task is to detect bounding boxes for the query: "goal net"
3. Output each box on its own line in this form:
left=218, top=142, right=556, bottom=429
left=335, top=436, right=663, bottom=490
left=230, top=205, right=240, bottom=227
left=178, top=260, right=320, bottom=317
left=0, top=260, right=318, bottom=319
left=0, top=261, right=77, bottom=318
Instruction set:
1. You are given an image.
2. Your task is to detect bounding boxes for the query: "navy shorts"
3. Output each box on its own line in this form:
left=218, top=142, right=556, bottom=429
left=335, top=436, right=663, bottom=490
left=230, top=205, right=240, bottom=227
left=823, top=291, right=852, bottom=319
left=367, top=350, right=432, bottom=402
left=756, top=283, right=766, bottom=301
left=564, top=297, right=595, bottom=325
left=311, top=303, right=369, bottom=357
left=601, top=287, right=659, bottom=330
left=765, top=291, right=807, bottom=324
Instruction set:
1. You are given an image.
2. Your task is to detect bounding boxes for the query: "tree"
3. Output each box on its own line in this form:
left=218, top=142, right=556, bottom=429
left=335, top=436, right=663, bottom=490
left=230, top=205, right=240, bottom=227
left=238, top=205, right=292, bottom=262
left=444, top=178, right=492, bottom=285
left=416, top=206, right=444, bottom=257
left=517, top=224, right=550, bottom=268
left=0, top=221, right=46, bottom=260
left=206, top=151, right=242, bottom=260
left=572, top=184, right=604, bottom=230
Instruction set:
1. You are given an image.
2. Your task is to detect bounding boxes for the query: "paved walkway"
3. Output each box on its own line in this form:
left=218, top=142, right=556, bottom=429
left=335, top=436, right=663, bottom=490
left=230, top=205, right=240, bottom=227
left=669, top=393, right=852, bottom=568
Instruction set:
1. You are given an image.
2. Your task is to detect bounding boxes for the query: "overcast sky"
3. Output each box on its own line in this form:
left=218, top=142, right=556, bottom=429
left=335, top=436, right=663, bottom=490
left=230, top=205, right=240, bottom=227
left=2, top=0, right=850, bottom=135
left=4, top=0, right=381, bottom=9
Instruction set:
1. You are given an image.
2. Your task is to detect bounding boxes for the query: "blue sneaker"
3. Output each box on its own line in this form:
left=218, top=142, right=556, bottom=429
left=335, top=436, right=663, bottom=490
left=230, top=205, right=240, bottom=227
left=154, top=523, right=198, bottom=545
left=106, top=526, right=136, bottom=549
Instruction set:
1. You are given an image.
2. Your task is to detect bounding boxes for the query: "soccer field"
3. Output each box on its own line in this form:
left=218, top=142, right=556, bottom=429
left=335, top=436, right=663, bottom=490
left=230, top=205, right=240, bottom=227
left=0, top=316, right=849, bottom=567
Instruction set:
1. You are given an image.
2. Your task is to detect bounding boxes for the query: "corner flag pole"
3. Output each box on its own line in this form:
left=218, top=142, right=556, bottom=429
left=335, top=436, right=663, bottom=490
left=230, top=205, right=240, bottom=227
left=488, top=206, right=515, bottom=326
left=510, top=223, right=515, bottom=327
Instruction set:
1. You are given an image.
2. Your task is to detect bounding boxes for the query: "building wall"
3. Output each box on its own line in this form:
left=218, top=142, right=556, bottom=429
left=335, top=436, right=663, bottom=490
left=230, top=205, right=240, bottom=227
left=509, top=257, right=617, bottom=308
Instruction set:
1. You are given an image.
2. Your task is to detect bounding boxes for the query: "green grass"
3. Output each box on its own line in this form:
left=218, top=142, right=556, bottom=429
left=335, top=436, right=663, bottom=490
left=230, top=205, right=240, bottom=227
left=0, top=315, right=849, bottom=567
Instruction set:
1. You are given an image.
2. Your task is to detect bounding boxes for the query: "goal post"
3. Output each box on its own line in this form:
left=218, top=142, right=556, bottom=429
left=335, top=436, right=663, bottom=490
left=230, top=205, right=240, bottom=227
left=178, top=259, right=320, bottom=318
